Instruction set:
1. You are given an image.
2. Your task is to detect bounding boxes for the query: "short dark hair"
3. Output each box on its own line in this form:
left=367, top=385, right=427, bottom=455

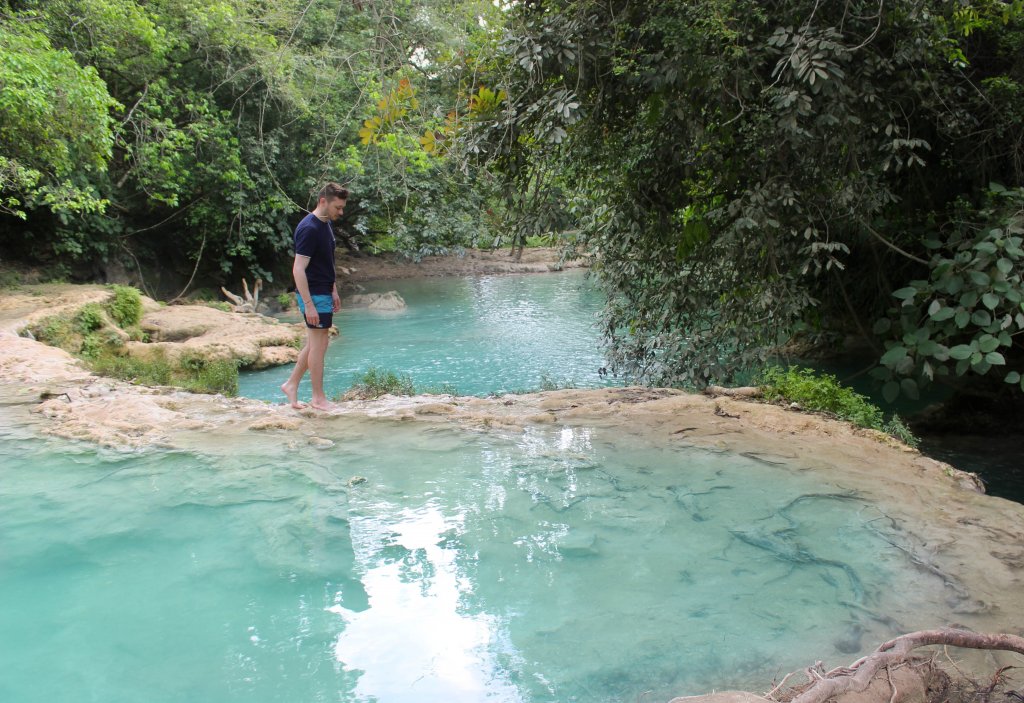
left=318, top=182, right=349, bottom=201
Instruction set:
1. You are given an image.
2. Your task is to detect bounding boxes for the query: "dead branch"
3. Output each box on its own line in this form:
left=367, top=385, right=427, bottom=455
left=704, top=385, right=763, bottom=399
left=221, top=278, right=263, bottom=313
left=790, top=629, right=1024, bottom=703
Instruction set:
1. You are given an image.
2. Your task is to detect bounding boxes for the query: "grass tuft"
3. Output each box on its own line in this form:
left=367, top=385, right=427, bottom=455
left=343, top=367, right=416, bottom=399
left=108, top=285, right=142, bottom=327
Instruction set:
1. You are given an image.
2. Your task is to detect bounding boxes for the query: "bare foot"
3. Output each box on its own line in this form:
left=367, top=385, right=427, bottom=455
left=309, top=399, right=338, bottom=412
left=281, top=382, right=306, bottom=409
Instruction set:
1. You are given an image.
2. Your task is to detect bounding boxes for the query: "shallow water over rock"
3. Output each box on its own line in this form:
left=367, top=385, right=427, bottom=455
left=0, top=416, right=969, bottom=703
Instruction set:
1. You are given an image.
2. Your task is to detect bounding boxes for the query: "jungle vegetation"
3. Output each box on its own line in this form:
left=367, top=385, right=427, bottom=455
left=1, top=0, right=1023, bottom=405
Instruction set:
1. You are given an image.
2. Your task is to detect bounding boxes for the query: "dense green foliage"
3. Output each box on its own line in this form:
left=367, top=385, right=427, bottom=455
left=5, top=0, right=1023, bottom=406
left=0, top=0, right=503, bottom=288
left=758, top=366, right=918, bottom=446
left=472, top=0, right=1024, bottom=401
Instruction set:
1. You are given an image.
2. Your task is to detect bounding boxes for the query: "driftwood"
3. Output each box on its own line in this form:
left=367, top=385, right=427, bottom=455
left=704, top=385, right=764, bottom=398
left=780, top=629, right=1024, bottom=703
left=221, top=278, right=262, bottom=313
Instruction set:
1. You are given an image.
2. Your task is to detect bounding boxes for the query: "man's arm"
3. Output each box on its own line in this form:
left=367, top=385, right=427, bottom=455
left=293, top=255, right=319, bottom=326
left=331, top=282, right=341, bottom=312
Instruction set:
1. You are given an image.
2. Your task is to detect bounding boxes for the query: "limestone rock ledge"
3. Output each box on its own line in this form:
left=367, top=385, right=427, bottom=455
left=130, top=304, right=304, bottom=369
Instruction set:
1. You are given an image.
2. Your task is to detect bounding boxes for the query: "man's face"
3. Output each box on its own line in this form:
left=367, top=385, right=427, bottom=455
left=324, top=197, right=346, bottom=221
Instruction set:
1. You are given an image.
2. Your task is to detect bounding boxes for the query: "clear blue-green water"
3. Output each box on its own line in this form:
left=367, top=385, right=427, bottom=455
left=0, top=414, right=950, bottom=703
left=238, top=271, right=618, bottom=401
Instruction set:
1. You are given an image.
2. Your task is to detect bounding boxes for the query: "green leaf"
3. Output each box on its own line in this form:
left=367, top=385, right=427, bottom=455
left=882, top=381, right=900, bottom=403
left=948, top=344, right=973, bottom=360
left=929, top=305, right=955, bottom=321
left=880, top=346, right=908, bottom=367
left=1006, top=371, right=1022, bottom=384
left=872, top=318, right=892, bottom=335
left=943, top=276, right=964, bottom=295
left=997, top=258, right=1013, bottom=274
left=892, top=287, right=917, bottom=301
left=982, top=293, right=1000, bottom=310
left=971, top=309, right=992, bottom=327
left=900, top=378, right=919, bottom=400
left=985, top=351, right=1006, bottom=365
left=955, top=310, right=971, bottom=328
left=969, top=271, right=991, bottom=286
left=978, top=335, right=1000, bottom=353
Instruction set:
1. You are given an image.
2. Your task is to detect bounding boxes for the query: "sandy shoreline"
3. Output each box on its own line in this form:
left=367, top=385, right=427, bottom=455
left=337, top=246, right=587, bottom=284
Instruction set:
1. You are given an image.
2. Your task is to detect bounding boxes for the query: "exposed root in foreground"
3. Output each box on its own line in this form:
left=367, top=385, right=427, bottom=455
left=767, top=630, right=1024, bottom=703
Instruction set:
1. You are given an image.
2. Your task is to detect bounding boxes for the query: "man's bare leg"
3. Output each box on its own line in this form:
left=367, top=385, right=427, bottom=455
left=281, top=341, right=310, bottom=408
left=306, top=328, right=334, bottom=410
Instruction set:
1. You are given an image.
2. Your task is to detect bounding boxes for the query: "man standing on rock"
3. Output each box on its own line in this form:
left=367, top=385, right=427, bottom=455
left=281, top=183, right=348, bottom=410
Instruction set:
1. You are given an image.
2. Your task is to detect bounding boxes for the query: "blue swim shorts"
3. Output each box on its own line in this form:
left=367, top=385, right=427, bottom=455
left=297, top=294, right=334, bottom=329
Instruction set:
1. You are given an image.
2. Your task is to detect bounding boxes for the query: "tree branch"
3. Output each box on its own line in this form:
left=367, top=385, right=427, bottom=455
left=858, top=219, right=930, bottom=266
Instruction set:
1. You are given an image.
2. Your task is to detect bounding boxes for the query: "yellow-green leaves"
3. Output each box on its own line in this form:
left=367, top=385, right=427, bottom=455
left=359, top=78, right=419, bottom=145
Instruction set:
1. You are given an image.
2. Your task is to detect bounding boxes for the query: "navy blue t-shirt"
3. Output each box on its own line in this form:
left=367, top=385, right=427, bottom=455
left=293, top=213, right=336, bottom=295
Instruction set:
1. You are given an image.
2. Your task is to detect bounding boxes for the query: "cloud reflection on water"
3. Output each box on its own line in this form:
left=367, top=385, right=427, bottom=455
left=328, top=502, right=522, bottom=702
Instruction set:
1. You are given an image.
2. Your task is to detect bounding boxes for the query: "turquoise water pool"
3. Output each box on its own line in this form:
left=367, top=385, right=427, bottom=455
left=0, top=414, right=951, bottom=703
left=239, top=270, right=619, bottom=402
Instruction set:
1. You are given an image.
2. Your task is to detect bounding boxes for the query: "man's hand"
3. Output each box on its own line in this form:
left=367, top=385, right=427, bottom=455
left=304, top=301, right=320, bottom=326
left=332, top=290, right=341, bottom=313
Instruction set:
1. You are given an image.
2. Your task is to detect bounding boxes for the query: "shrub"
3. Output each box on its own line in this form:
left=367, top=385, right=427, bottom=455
left=80, top=332, right=104, bottom=358
left=108, top=285, right=142, bottom=327
left=78, top=303, right=105, bottom=333
left=178, top=354, right=239, bottom=396
left=539, top=374, right=577, bottom=391
left=344, top=367, right=416, bottom=399
left=758, top=366, right=919, bottom=446
left=32, top=315, right=76, bottom=351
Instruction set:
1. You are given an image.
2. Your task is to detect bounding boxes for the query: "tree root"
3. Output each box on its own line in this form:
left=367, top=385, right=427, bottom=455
left=779, top=629, right=1024, bottom=703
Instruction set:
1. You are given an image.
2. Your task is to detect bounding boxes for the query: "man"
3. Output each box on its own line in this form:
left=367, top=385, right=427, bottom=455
left=281, top=182, right=348, bottom=410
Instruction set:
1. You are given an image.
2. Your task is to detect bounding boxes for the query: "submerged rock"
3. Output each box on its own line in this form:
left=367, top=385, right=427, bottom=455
left=556, top=530, right=600, bottom=557
left=343, top=291, right=407, bottom=311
